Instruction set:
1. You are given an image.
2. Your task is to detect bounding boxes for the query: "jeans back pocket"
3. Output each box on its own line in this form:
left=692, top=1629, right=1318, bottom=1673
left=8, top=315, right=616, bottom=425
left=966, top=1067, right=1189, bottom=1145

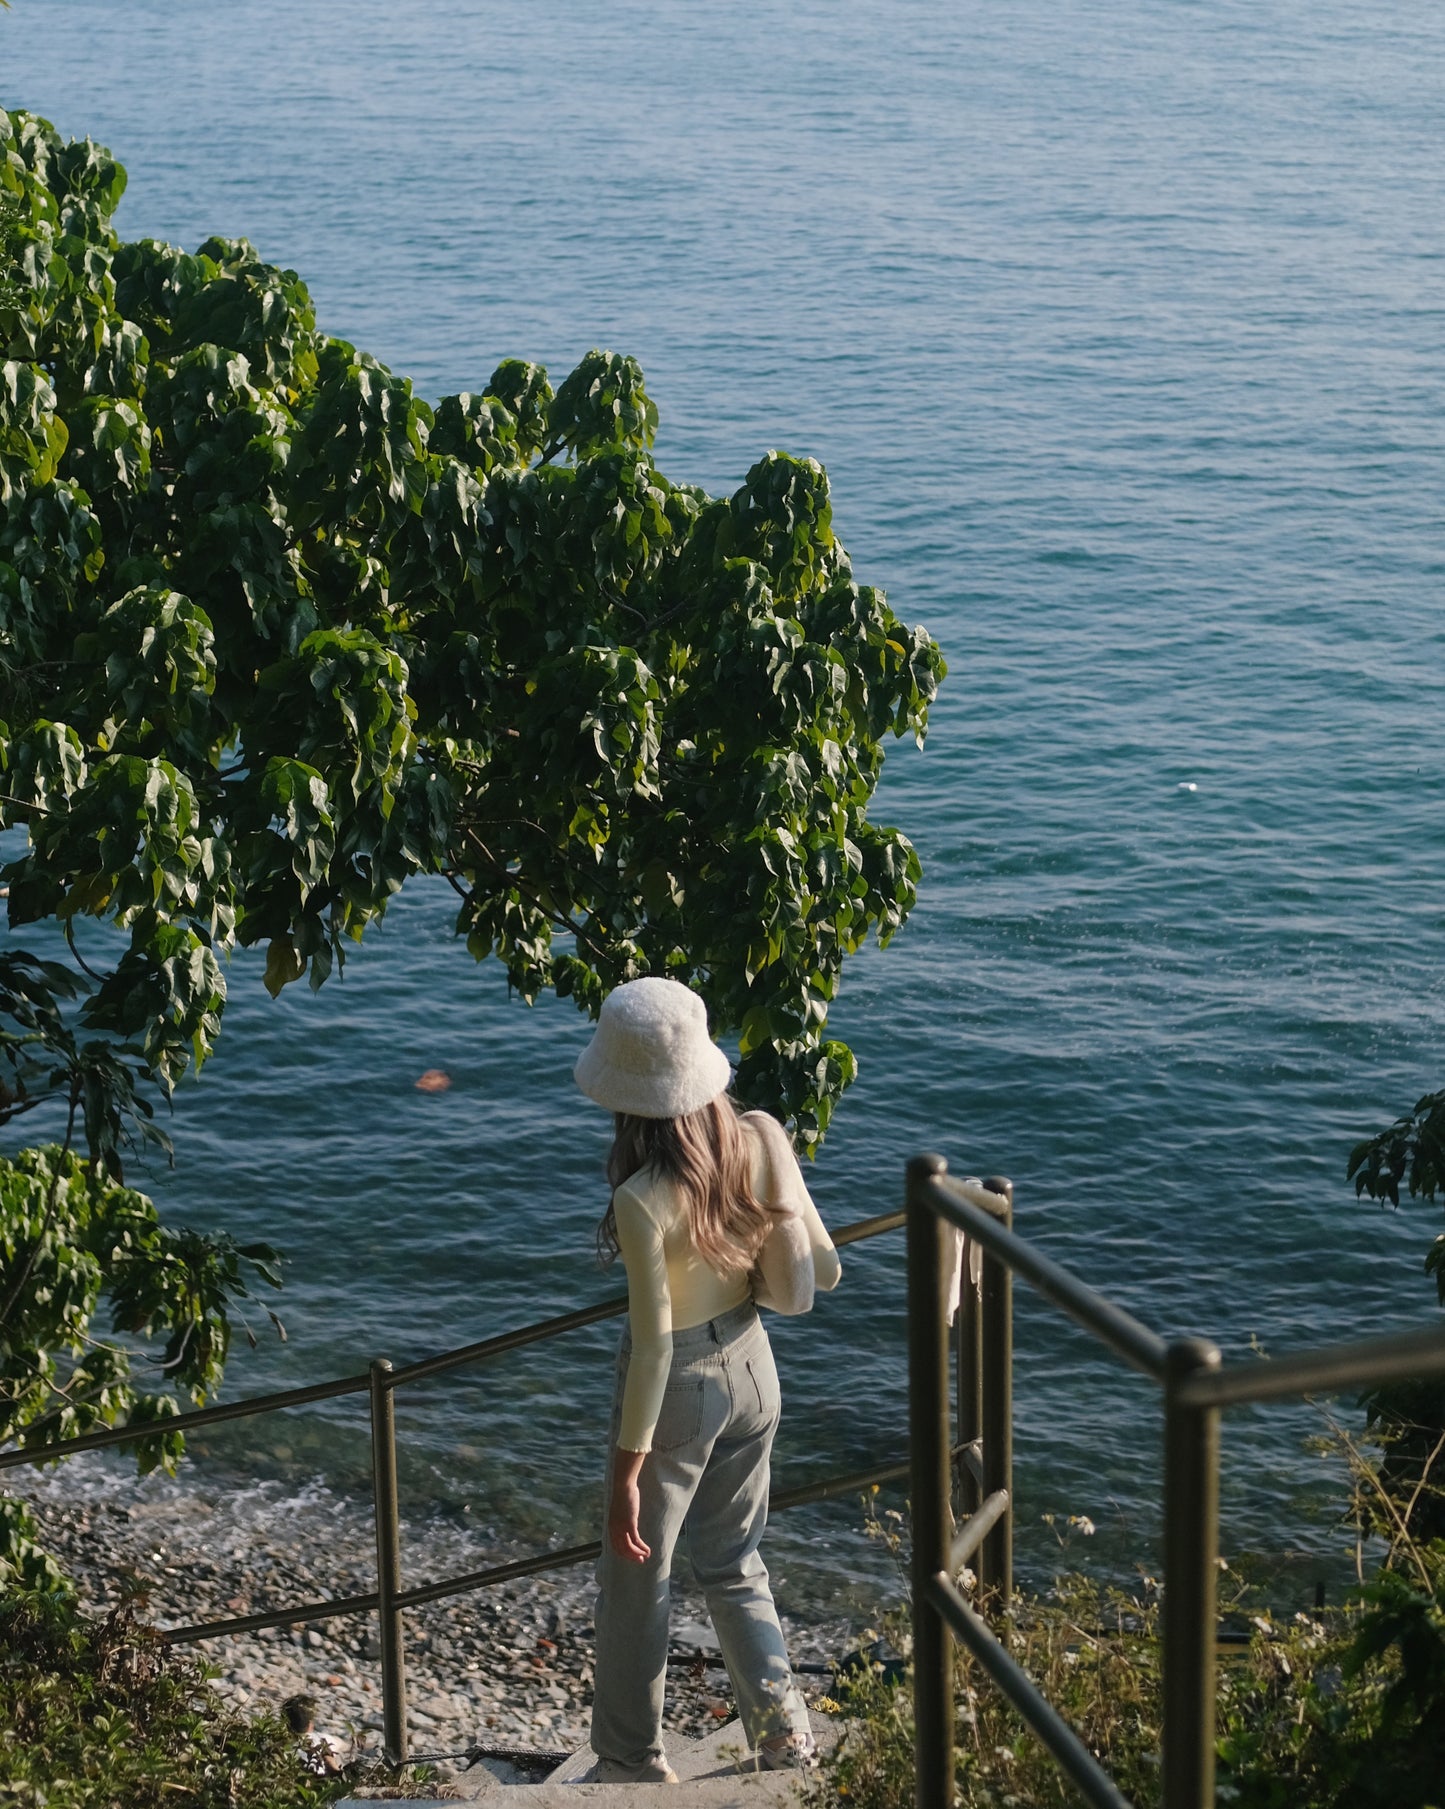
left=651, top=1376, right=705, bottom=1452
left=744, top=1352, right=780, bottom=1423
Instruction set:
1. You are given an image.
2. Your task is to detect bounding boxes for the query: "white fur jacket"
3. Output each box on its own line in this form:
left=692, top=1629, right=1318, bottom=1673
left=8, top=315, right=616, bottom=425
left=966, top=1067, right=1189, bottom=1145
left=744, top=1111, right=843, bottom=1315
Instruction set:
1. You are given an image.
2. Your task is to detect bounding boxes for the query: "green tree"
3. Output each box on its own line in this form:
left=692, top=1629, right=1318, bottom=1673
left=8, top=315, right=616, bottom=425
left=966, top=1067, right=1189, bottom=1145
left=1, top=105, right=942, bottom=1149
left=1, top=104, right=944, bottom=1561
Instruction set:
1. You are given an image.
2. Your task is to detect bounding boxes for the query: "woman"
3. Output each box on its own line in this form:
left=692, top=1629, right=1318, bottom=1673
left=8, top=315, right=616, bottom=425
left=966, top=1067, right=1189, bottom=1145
left=574, top=976, right=841, bottom=1784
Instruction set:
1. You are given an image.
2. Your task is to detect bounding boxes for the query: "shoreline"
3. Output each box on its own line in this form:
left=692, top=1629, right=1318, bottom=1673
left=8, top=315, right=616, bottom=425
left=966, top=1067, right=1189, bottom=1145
left=14, top=1457, right=859, bottom=1785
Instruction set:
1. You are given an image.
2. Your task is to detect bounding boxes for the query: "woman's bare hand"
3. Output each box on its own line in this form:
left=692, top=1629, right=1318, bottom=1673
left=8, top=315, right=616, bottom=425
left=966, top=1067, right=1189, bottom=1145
left=609, top=1448, right=651, bottom=1563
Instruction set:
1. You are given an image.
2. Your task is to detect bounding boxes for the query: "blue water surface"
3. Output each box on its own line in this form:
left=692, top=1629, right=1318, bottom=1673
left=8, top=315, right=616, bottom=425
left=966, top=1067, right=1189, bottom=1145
left=4, top=0, right=1443, bottom=1609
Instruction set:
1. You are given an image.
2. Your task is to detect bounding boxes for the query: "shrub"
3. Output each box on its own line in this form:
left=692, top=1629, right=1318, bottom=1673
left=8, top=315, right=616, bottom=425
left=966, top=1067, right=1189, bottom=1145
left=807, top=1544, right=1445, bottom=1808
left=0, top=1587, right=354, bottom=1808
left=806, top=1578, right=1163, bottom=1809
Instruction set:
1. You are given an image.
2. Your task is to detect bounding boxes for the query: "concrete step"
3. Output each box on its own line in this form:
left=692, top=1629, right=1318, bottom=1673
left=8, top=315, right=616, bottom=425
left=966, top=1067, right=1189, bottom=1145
left=339, top=1709, right=834, bottom=1805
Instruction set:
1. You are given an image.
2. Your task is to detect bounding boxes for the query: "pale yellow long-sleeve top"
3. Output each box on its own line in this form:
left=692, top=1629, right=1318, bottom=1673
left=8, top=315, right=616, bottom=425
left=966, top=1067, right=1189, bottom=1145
left=614, top=1113, right=841, bottom=1453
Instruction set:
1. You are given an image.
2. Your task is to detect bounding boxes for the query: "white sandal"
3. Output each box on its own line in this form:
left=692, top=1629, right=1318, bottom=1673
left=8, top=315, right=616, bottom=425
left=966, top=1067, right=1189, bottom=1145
left=595, top=1752, right=679, bottom=1784
left=758, top=1730, right=818, bottom=1772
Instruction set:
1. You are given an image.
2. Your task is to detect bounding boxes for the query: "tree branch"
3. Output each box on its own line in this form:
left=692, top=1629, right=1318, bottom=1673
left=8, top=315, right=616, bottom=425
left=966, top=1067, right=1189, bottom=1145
left=0, top=1090, right=52, bottom=1128
left=64, top=920, right=106, bottom=984
left=459, top=828, right=609, bottom=963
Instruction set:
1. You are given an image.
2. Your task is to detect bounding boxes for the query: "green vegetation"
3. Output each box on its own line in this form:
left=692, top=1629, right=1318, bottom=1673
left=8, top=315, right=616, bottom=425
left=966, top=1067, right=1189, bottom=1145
left=1348, top=1091, right=1445, bottom=1541
left=808, top=1493, right=1445, bottom=1809
left=0, top=1142, right=280, bottom=1590
left=809, top=1567, right=1445, bottom=1809
left=0, top=1586, right=438, bottom=1807
left=809, top=1575, right=1166, bottom=1809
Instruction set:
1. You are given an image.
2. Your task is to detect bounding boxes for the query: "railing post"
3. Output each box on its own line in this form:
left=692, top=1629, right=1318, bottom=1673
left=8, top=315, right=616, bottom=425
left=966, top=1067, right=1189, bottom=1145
left=370, top=1358, right=408, bottom=1766
left=1162, top=1337, right=1221, bottom=1809
left=955, top=1240, right=982, bottom=1520
left=979, top=1177, right=1014, bottom=1611
left=907, top=1153, right=954, bottom=1809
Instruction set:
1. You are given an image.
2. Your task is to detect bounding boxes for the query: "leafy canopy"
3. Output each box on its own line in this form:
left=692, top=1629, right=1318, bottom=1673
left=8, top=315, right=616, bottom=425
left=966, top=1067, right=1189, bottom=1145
left=0, top=106, right=942, bottom=1576
left=0, top=105, right=945, bottom=1164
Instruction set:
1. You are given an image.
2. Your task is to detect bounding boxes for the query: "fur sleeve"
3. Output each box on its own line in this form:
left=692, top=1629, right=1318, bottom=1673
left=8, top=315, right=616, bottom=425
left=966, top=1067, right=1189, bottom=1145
left=746, top=1113, right=842, bottom=1313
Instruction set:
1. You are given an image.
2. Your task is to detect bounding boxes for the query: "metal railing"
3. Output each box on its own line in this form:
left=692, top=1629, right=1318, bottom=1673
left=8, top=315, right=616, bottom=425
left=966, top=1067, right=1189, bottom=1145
left=0, top=1204, right=907, bottom=1766
left=10, top=1152, right=1445, bottom=1802
left=906, top=1153, right=1445, bottom=1809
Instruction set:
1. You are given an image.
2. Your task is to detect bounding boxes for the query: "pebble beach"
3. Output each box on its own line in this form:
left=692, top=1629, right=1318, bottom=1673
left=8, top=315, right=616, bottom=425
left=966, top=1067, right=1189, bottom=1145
left=16, top=1461, right=854, bottom=1787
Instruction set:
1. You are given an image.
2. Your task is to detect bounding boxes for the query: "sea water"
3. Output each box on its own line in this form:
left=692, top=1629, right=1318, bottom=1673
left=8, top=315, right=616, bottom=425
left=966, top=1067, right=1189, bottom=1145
left=4, top=0, right=1443, bottom=1607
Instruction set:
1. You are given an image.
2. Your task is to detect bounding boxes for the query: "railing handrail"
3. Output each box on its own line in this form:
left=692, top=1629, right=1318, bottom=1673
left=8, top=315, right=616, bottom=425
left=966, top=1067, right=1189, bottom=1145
left=152, top=1447, right=948, bottom=1648
left=0, top=1205, right=910, bottom=1475
left=927, top=1170, right=1445, bottom=1402
left=1178, top=1320, right=1445, bottom=1408
left=19, top=1188, right=1438, bottom=1479
left=18, top=1146, right=1443, bottom=1804
left=930, top=1172, right=1170, bottom=1380
left=0, top=1369, right=375, bottom=1472
left=904, top=1153, right=1445, bottom=1809
left=1, top=1199, right=920, bottom=1756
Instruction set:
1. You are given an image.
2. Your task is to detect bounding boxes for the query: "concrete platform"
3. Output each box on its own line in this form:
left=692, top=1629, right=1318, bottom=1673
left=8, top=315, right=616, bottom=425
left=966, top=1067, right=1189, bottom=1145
left=339, top=1708, right=835, bottom=1805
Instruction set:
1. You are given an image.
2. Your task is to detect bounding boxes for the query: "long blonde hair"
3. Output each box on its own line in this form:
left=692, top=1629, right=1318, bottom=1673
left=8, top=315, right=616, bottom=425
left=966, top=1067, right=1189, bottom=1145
left=597, top=1097, right=783, bottom=1277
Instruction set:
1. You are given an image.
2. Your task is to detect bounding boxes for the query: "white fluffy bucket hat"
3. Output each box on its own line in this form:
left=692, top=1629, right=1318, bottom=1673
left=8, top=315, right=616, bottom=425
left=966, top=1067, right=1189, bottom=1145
left=574, top=977, right=732, bottom=1119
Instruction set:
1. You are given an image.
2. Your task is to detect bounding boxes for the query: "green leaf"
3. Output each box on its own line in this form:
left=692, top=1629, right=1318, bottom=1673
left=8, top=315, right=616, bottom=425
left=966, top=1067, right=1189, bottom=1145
left=262, top=933, right=305, bottom=997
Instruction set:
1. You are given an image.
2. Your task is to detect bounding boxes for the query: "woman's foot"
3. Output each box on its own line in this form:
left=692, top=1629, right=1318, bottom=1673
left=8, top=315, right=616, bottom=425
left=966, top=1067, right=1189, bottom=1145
left=758, top=1730, right=818, bottom=1771
left=595, top=1753, right=679, bottom=1783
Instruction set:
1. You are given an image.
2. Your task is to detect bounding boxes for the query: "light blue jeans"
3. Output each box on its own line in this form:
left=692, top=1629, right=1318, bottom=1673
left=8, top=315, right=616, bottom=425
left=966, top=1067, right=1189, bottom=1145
left=590, top=1300, right=811, bottom=1767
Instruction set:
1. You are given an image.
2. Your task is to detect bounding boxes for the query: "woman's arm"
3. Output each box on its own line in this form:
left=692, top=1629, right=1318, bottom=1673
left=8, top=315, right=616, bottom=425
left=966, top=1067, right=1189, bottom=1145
left=608, top=1446, right=650, bottom=1563
left=613, top=1180, right=674, bottom=1452
left=609, top=1180, right=673, bottom=1562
